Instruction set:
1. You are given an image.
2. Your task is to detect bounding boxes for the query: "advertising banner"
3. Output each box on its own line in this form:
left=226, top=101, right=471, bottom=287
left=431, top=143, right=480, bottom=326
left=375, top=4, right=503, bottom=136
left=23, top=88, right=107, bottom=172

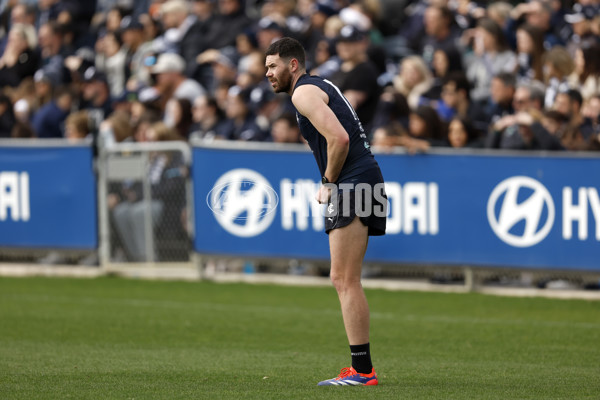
left=193, top=144, right=599, bottom=271
left=0, top=144, right=97, bottom=249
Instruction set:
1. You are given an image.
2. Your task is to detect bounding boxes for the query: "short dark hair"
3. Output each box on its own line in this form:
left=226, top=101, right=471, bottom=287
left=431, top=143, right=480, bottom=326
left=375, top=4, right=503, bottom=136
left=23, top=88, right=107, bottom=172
left=493, top=72, right=516, bottom=88
left=566, top=88, right=583, bottom=107
left=275, top=112, right=297, bottom=127
left=443, top=71, right=471, bottom=100
left=265, top=37, right=306, bottom=69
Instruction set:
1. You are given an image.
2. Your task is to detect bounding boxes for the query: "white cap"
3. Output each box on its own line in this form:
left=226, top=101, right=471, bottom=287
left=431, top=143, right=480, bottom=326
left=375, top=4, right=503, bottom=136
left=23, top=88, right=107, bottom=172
left=152, top=53, right=186, bottom=74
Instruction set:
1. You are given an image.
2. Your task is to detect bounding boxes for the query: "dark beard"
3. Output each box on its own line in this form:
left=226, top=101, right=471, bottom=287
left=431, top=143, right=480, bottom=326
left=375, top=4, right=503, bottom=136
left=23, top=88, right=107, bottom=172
left=274, top=68, right=293, bottom=94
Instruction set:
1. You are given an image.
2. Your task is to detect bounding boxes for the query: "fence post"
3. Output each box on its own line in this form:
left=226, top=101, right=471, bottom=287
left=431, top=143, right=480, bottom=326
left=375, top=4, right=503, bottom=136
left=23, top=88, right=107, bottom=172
left=97, top=143, right=110, bottom=269
left=142, top=152, right=155, bottom=263
left=464, top=267, right=475, bottom=292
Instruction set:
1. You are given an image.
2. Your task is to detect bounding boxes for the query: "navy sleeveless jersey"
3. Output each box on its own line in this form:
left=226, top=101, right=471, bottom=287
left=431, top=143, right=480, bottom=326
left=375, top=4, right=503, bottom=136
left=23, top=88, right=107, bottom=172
left=293, top=74, right=383, bottom=185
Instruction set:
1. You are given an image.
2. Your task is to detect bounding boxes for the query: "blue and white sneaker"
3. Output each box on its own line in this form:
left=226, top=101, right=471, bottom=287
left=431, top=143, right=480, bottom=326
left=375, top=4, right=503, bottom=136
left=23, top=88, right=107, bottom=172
left=317, top=366, right=378, bottom=386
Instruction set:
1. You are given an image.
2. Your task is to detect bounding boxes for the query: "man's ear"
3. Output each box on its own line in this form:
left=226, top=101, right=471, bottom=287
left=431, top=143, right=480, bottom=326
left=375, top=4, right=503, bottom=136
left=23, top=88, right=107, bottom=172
left=289, top=58, right=299, bottom=73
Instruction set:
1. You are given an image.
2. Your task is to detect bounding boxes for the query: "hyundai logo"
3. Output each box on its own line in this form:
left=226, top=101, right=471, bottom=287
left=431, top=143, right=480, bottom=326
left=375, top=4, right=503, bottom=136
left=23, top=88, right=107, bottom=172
left=487, top=176, right=555, bottom=247
left=207, top=169, right=279, bottom=237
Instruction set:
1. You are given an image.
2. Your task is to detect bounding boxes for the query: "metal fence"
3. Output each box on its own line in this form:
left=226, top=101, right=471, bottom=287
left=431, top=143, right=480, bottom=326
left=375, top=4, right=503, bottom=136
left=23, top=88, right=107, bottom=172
left=96, top=141, right=194, bottom=267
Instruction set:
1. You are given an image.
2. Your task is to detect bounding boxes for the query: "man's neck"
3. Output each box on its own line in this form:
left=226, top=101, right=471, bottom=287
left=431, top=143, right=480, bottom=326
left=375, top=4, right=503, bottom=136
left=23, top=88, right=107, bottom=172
left=288, top=70, right=306, bottom=96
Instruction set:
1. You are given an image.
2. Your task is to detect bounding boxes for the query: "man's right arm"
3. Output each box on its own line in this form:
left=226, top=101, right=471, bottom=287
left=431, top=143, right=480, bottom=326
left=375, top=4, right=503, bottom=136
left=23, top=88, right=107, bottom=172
left=292, top=84, right=350, bottom=204
left=292, top=84, right=350, bottom=184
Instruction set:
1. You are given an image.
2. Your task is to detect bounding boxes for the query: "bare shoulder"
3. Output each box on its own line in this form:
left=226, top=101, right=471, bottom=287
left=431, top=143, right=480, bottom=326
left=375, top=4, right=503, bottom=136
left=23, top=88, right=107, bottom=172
left=292, top=84, right=329, bottom=117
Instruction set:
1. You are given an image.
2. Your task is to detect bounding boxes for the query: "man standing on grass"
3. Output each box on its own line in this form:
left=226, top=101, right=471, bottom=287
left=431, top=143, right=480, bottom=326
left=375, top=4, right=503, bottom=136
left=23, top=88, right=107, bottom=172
left=265, top=37, right=387, bottom=386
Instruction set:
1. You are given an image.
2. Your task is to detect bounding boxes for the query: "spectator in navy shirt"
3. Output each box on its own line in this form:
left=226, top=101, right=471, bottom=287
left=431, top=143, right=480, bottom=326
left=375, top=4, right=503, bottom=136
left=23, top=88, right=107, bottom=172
left=32, top=86, right=73, bottom=138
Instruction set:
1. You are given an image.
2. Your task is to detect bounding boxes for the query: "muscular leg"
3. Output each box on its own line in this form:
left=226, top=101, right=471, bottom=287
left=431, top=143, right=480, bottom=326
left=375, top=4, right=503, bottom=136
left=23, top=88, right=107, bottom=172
left=328, top=217, right=370, bottom=345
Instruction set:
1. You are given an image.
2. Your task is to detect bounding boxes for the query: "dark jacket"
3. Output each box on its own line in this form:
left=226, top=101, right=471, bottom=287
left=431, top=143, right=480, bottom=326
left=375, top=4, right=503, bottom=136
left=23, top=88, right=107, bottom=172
left=0, top=49, right=39, bottom=87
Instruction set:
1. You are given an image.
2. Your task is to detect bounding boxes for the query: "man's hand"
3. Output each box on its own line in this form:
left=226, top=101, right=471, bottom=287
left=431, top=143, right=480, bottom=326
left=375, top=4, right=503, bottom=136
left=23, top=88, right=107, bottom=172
left=315, top=184, right=332, bottom=204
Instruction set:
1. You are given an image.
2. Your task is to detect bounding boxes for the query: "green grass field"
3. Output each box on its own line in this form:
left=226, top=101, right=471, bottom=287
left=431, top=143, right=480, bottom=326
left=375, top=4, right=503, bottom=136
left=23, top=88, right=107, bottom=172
left=0, top=276, right=599, bottom=399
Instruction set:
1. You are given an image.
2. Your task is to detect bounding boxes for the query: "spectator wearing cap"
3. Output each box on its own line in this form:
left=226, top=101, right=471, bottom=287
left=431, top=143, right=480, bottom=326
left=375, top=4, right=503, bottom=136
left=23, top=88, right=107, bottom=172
left=119, top=15, right=155, bottom=89
left=564, top=3, right=599, bottom=58
left=256, top=17, right=286, bottom=51
left=0, top=23, right=39, bottom=87
left=159, top=0, right=205, bottom=78
left=80, top=66, right=113, bottom=131
left=338, top=1, right=387, bottom=75
left=330, top=25, right=381, bottom=133
left=221, top=85, right=267, bottom=141
left=152, top=53, right=206, bottom=104
left=31, top=86, right=74, bottom=138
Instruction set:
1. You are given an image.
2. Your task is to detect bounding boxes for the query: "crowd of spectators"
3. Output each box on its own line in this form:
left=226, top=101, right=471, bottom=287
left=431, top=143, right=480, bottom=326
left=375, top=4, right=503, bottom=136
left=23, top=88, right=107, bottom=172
left=0, top=0, right=599, bottom=153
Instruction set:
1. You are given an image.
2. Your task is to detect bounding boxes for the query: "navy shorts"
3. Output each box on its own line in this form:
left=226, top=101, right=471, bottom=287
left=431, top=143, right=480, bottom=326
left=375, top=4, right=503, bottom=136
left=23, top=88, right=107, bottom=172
left=324, top=185, right=387, bottom=236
